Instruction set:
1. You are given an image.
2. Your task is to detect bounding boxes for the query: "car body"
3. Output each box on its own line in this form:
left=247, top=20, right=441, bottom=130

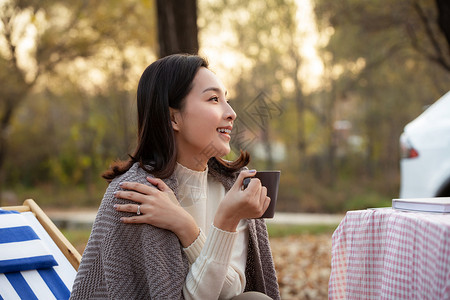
left=399, top=90, right=450, bottom=198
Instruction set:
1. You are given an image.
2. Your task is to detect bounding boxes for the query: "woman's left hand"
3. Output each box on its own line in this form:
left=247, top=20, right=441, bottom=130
left=113, top=177, right=199, bottom=247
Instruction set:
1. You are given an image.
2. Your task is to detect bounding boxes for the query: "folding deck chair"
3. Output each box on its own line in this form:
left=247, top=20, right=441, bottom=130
left=0, top=199, right=82, bottom=299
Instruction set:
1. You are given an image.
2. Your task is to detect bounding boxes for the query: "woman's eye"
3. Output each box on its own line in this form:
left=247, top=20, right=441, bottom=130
left=209, top=96, right=219, bottom=102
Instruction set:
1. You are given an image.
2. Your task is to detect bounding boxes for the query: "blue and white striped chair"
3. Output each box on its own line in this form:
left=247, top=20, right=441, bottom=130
left=0, top=199, right=81, bottom=299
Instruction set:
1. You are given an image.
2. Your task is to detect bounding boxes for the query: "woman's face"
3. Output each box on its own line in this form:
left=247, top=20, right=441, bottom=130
left=171, top=67, right=236, bottom=170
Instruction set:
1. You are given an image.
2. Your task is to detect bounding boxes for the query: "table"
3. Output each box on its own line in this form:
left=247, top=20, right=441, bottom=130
left=328, top=208, right=450, bottom=299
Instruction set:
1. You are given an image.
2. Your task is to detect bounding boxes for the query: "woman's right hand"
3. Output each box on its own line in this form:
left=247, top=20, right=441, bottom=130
left=213, top=170, right=270, bottom=232
left=113, top=177, right=200, bottom=247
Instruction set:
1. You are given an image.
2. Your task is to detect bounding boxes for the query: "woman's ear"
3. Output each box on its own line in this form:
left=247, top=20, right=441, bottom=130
left=169, top=108, right=180, bottom=132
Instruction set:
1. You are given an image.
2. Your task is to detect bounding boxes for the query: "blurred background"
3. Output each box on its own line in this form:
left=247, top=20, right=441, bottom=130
left=2, top=1, right=449, bottom=298
left=1, top=0, right=449, bottom=212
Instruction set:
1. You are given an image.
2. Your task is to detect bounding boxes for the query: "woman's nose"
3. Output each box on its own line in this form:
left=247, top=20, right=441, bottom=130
left=224, top=103, right=237, bottom=121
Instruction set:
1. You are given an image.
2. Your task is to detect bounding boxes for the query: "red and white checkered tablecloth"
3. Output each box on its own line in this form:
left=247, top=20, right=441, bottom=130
left=328, top=208, right=450, bottom=300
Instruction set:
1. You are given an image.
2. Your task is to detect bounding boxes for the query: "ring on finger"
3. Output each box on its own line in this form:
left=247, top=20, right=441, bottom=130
left=136, top=205, right=141, bottom=215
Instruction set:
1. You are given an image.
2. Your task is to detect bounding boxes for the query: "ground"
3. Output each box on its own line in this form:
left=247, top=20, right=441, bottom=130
left=72, top=233, right=333, bottom=299
left=270, top=234, right=332, bottom=299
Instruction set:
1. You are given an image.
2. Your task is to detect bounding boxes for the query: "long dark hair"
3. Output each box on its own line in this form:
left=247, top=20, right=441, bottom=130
left=103, top=54, right=249, bottom=181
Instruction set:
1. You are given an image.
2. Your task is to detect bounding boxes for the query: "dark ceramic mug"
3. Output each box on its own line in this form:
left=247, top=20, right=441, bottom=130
left=243, top=171, right=281, bottom=218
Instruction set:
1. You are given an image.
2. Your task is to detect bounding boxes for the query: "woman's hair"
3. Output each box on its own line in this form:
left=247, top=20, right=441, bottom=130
left=103, top=54, right=249, bottom=181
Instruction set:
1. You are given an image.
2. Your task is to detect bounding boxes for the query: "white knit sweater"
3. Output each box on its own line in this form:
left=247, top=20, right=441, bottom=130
left=174, top=163, right=249, bottom=299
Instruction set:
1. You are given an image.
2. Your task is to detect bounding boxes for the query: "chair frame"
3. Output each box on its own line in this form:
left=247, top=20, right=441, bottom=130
left=1, top=199, right=82, bottom=270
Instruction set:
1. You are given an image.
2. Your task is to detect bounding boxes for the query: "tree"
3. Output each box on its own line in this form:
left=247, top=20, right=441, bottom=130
left=156, top=0, right=199, bottom=57
left=436, top=0, right=450, bottom=48
left=408, top=0, right=450, bottom=72
left=0, top=0, right=157, bottom=204
left=314, top=0, right=450, bottom=197
left=0, top=0, right=101, bottom=201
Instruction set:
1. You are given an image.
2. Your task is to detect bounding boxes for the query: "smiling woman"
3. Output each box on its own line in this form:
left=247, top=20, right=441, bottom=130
left=69, top=54, right=280, bottom=300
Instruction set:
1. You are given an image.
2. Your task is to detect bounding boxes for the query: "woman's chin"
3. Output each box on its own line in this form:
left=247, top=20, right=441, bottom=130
left=216, top=144, right=231, bottom=158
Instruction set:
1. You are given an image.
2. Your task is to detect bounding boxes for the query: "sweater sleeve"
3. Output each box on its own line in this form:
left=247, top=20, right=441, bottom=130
left=182, top=222, right=248, bottom=300
left=70, top=165, right=189, bottom=299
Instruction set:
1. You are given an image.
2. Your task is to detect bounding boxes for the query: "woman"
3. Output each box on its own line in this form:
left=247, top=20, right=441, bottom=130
left=70, top=54, right=280, bottom=300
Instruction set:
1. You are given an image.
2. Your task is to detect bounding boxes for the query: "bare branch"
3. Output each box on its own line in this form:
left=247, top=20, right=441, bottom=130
left=412, top=1, right=450, bottom=71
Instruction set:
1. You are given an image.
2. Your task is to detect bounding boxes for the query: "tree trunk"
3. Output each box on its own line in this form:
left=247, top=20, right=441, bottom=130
left=292, top=55, right=306, bottom=173
left=326, top=83, right=337, bottom=187
left=0, top=95, right=27, bottom=206
left=156, top=0, right=199, bottom=57
left=436, top=0, right=450, bottom=48
left=261, top=128, right=274, bottom=170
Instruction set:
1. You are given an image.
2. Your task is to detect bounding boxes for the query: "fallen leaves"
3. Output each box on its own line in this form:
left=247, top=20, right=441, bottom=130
left=270, top=234, right=332, bottom=300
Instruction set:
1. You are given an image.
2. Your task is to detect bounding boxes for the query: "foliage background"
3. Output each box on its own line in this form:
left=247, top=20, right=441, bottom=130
left=1, top=0, right=449, bottom=212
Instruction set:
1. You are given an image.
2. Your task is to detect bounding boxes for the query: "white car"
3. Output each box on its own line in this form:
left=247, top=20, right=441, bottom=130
left=399, top=90, right=450, bottom=198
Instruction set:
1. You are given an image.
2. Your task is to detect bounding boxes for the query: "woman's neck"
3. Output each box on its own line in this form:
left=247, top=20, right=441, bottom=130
left=176, top=156, right=208, bottom=172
